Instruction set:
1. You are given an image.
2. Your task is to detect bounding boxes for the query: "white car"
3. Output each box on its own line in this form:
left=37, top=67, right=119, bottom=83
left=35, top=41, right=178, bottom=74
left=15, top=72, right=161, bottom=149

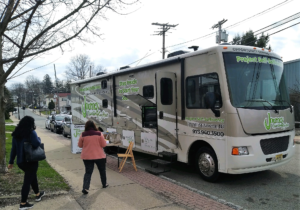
left=45, top=115, right=52, bottom=129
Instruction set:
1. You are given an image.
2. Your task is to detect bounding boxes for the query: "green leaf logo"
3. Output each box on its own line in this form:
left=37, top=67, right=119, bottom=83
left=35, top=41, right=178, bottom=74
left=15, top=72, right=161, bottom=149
left=264, top=112, right=271, bottom=130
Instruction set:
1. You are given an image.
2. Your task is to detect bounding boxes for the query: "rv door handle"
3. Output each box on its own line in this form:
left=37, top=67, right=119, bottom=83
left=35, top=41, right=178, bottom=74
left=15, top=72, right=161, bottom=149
left=159, top=111, right=163, bottom=119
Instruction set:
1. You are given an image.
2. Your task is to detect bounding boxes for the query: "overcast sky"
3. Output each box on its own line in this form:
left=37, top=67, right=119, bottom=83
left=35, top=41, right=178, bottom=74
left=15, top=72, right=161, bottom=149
left=6, top=0, right=300, bottom=88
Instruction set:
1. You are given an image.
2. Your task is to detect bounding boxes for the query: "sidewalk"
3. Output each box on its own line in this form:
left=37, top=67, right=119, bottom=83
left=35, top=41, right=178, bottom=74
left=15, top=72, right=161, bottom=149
left=2, top=116, right=237, bottom=210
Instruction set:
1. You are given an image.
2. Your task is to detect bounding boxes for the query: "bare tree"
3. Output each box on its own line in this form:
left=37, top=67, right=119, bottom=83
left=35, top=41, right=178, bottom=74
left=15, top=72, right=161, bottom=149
left=0, top=0, right=139, bottom=173
left=9, top=82, right=25, bottom=105
left=65, top=54, right=94, bottom=80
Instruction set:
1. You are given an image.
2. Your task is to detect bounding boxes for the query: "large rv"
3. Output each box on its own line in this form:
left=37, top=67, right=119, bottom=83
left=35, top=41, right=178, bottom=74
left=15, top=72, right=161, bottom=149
left=70, top=45, right=296, bottom=181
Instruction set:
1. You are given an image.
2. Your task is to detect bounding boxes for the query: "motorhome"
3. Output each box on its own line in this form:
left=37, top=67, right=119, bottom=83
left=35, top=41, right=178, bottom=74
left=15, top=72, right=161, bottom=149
left=70, top=45, right=296, bottom=181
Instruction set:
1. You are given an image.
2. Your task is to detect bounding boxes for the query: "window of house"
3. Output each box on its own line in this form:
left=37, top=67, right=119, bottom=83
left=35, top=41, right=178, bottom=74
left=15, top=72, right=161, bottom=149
left=160, top=78, right=173, bottom=105
left=186, top=73, right=222, bottom=109
left=101, top=80, right=107, bottom=89
left=102, top=99, right=108, bottom=108
left=143, top=85, right=154, bottom=99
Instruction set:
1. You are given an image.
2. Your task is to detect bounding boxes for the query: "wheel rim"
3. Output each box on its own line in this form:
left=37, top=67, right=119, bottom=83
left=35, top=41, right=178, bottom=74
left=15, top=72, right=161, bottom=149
left=198, top=152, right=215, bottom=177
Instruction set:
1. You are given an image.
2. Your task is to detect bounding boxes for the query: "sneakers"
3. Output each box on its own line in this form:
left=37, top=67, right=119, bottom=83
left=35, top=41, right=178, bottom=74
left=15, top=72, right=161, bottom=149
left=19, top=202, right=34, bottom=210
left=35, top=191, right=45, bottom=202
left=82, top=189, right=89, bottom=195
left=103, top=184, right=109, bottom=188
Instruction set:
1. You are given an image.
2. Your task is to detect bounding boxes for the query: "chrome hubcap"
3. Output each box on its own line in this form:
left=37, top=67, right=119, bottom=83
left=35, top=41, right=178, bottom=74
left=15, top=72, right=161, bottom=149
left=198, top=153, right=215, bottom=177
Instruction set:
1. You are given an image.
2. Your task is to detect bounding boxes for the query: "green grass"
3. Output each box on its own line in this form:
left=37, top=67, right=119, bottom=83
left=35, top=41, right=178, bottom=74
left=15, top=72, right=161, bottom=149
left=0, top=129, right=70, bottom=196
left=5, top=125, right=16, bottom=132
left=5, top=119, right=13, bottom=123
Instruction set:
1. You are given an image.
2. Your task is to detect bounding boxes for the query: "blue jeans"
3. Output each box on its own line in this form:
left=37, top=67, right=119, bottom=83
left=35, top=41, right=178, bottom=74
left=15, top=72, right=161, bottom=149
left=83, top=159, right=106, bottom=190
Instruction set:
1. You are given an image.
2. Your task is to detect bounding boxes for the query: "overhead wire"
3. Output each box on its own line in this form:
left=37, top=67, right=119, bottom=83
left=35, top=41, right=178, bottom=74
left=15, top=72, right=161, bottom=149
left=126, top=0, right=295, bottom=66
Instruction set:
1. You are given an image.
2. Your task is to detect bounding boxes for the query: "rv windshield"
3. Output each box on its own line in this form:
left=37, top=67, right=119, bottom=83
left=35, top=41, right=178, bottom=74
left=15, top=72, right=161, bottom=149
left=223, top=53, right=290, bottom=110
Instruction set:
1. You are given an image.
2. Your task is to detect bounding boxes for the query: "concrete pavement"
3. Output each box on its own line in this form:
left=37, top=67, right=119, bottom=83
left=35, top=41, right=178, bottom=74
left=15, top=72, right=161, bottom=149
left=2, top=115, right=235, bottom=210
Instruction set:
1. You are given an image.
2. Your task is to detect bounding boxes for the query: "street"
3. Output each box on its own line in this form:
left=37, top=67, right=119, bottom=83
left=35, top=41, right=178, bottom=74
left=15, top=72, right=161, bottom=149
left=13, top=109, right=300, bottom=210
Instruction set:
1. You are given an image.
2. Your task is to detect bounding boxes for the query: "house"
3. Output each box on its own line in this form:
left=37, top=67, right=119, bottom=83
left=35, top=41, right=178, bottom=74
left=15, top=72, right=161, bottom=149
left=55, top=93, right=71, bottom=113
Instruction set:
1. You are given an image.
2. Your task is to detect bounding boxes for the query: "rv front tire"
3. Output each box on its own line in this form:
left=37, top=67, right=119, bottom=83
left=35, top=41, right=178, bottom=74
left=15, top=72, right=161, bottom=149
left=195, top=147, right=219, bottom=182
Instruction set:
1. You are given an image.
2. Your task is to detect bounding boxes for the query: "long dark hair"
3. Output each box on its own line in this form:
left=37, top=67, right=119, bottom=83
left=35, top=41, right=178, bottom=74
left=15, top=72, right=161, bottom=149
left=84, top=120, right=98, bottom=132
left=12, top=116, right=36, bottom=141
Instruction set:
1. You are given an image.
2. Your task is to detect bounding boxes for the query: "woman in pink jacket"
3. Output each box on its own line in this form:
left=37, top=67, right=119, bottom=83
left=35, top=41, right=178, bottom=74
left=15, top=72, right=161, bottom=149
left=78, top=120, right=108, bottom=194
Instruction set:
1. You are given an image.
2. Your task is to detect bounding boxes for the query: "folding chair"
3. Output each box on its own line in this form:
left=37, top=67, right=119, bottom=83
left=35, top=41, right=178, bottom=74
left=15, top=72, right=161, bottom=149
left=117, top=141, right=137, bottom=172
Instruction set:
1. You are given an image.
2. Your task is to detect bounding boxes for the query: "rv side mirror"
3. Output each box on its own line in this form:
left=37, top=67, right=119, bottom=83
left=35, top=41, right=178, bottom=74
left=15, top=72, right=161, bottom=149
left=204, top=92, right=220, bottom=117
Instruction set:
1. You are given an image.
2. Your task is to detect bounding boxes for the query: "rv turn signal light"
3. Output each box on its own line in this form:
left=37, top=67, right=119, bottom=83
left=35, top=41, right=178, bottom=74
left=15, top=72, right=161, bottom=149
left=223, top=47, right=228, bottom=49
left=232, top=147, right=249, bottom=155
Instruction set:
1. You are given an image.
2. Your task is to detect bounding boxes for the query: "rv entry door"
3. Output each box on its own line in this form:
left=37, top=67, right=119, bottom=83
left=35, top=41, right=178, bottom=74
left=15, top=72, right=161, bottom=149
left=156, top=72, right=178, bottom=149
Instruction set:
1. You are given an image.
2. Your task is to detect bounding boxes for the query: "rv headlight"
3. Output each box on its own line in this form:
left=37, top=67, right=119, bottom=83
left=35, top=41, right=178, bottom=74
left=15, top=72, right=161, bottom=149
left=232, top=147, right=249, bottom=155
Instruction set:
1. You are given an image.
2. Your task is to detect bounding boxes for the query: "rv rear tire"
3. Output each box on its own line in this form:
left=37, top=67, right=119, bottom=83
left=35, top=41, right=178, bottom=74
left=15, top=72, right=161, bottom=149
left=195, top=147, right=219, bottom=182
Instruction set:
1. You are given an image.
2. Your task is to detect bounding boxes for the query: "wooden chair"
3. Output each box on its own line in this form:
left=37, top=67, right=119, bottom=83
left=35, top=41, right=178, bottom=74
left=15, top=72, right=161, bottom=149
left=117, top=141, right=137, bottom=172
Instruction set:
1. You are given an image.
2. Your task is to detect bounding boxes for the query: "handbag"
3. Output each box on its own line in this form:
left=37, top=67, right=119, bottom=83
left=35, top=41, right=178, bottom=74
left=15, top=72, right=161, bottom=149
left=24, top=142, right=46, bottom=162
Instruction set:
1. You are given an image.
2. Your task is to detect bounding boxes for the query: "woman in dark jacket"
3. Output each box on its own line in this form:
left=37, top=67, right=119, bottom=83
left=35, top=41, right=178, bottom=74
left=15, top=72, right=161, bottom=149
left=8, top=116, right=45, bottom=210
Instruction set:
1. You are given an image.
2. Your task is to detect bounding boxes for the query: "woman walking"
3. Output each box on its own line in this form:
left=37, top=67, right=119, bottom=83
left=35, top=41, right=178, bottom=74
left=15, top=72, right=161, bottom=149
left=78, top=120, right=108, bottom=195
left=8, top=116, right=45, bottom=210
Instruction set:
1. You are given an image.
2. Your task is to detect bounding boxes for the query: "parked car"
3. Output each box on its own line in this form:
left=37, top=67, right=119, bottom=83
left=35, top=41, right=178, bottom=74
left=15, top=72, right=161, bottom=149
left=45, top=115, right=52, bottom=129
left=50, top=114, right=66, bottom=134
left=62, top=115, right=72, bottom=137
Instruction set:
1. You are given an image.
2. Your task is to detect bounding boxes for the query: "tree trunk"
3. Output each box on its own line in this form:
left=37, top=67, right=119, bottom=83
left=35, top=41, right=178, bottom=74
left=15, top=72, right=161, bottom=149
left=0, top=83, right=8, bottom=173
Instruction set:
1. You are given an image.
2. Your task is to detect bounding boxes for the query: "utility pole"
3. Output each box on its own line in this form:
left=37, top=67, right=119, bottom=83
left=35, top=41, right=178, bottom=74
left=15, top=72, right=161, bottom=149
left=152, top=22, right=178, bottom=59
left=212, top=19, right=228, bottom=44
left=54, top=64, right=58, bottom=88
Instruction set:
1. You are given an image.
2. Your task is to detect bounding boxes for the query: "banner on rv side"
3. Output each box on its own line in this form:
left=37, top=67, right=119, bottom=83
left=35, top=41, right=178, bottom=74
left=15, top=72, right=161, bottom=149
left=122, top=130, right=135, bottom=148
left=71, top=124, right=85, bottom=154
left=141, top=132, right=157, bottom=152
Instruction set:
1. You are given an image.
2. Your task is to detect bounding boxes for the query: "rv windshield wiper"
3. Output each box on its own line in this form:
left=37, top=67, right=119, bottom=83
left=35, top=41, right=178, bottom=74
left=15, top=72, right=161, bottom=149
left=246, top=99, right=279, bottom=113
left=272, top=99, right=293, bottom=113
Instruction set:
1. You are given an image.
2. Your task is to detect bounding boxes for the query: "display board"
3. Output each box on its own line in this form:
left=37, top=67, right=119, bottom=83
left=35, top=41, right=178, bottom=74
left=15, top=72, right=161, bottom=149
left=141, top=132, right=157, bottom=152
left=122, top=130, right=135, bottom=147
left=71, top=124, right=85, bottom=154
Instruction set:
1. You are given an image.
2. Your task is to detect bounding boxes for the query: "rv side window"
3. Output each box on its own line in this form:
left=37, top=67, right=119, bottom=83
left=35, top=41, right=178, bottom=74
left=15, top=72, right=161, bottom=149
left=143, top=85, right=154, bottom=99
left=101, top=80, right=107, bottom=89
left=186, top=73, right=222, bottom=109
left=160, top=78, right=173, bottom=105
left=102, top=99, right=108, bottom=108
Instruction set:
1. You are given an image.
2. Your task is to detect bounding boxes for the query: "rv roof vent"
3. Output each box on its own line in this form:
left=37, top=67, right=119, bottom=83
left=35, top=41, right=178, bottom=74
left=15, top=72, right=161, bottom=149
left=96, top=72, right=105, bottom=76
left=220, top=43, right=231, bottom=45
left=120, top=66, right=130, bottom=70
left=167, top=50, right=190, bottom=58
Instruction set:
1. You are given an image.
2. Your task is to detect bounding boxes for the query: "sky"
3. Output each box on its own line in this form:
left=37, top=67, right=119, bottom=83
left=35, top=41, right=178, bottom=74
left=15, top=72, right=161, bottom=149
left=6, top=0, right=300, bottom=88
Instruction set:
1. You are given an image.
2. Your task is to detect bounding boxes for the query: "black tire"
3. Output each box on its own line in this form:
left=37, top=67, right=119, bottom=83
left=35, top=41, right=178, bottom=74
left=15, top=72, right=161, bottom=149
left=54, top=126, right=59, bottom=134
left=195, top=147, right=220, bottom=182
left=63, top=129, right=67, bottom=137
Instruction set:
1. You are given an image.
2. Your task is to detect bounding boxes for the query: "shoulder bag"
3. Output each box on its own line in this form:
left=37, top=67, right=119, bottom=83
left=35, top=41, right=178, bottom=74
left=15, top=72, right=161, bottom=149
left=24, top=140, right=46, bottom=162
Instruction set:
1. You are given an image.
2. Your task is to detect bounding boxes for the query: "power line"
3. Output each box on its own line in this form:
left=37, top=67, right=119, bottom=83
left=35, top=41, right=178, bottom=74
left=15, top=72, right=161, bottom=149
left=229, top=12, right=300, bottom=44
left=125, top=0, right=295, bottom=66
left=7, top=57, right=61, bottom=80
left=165, top=0, right=294, bottom=49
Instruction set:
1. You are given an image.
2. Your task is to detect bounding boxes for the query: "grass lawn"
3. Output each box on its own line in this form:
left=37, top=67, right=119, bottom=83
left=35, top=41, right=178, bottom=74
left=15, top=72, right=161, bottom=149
left=0, top=126, right=70, bottom=196
left=5, top=119, right=13, bottom=123
left=5, top=125, right=16, bottom=132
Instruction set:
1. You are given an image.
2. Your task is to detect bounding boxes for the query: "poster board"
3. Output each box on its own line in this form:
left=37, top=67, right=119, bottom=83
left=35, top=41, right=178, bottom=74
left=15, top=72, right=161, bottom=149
left=141, top=132, right=157, bottom=152
left=107, top=128, right=117, bottom=133
left=122, top=130, right=135, bottom=147
left=71, top=124, right=85, bottom=154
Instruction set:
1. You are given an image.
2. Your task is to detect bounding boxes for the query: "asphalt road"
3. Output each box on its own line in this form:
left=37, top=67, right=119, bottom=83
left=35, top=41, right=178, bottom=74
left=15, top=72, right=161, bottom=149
left=13, top=109, right=300, bottom=210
